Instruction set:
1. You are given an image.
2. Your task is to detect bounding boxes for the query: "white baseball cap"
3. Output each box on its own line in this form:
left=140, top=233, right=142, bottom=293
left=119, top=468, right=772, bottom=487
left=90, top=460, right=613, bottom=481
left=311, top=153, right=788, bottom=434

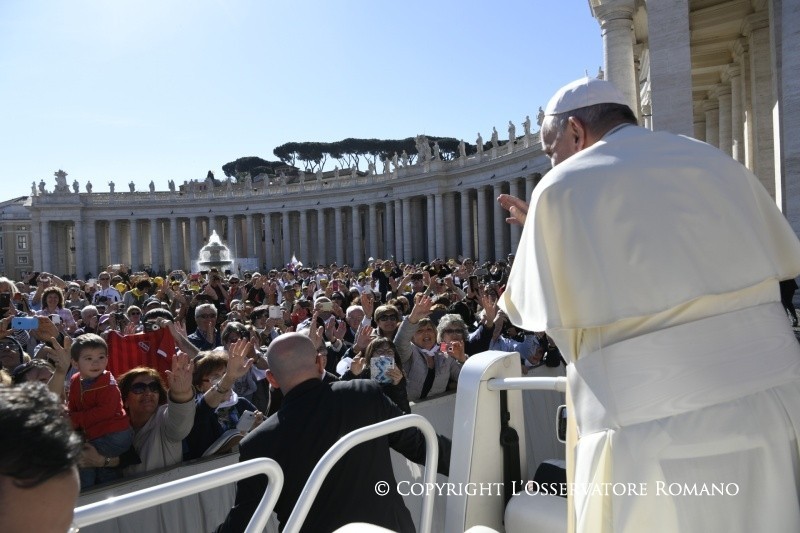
left=544, top=77, right=628, bottom=115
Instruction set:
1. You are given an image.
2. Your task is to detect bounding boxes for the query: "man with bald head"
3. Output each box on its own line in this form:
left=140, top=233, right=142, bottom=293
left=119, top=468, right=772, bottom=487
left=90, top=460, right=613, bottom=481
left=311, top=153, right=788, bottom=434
left=498, top=77, right=800, bottom=531
left=217, top=332, right=451, bottom=533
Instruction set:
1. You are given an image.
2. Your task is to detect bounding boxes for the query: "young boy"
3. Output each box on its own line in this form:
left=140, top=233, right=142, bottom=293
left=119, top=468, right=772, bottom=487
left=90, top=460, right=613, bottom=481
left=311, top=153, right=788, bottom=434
left=68, top=333, right=133, bottom=489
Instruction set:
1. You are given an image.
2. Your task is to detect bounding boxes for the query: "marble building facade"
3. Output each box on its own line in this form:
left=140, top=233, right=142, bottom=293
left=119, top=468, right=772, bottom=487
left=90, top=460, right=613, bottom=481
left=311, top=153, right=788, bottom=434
left=26, top=139, right=548, bottom=277
left=590, top=0, right=800, bottom=226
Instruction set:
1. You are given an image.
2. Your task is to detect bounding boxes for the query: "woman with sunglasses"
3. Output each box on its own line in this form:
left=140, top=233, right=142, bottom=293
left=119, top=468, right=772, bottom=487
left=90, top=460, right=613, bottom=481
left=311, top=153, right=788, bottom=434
left=341, top=337, right=410, bottom=414
left=125, top=305, right=143, bottom=332
left=104, top=352, right=196, bottom=476
left=184, top=342, right=263, bottom=460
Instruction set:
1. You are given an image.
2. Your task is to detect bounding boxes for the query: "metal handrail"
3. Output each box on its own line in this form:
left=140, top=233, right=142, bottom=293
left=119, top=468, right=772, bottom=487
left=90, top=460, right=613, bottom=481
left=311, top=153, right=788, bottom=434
left=487, top=376, right=567, bottom=392
left=73, top=458, right=283, bottom=533
left=282, top=414, right=439, bottom=533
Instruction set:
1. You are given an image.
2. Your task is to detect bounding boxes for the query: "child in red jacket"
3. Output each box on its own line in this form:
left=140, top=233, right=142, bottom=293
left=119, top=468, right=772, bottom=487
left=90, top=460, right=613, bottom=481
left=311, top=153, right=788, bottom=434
left=68, top=333, right=133, bottom=489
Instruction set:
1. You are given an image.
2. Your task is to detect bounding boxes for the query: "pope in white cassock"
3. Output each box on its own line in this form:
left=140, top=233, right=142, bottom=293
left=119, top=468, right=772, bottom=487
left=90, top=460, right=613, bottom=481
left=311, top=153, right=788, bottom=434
left=498, top=77, right=800, bottom=532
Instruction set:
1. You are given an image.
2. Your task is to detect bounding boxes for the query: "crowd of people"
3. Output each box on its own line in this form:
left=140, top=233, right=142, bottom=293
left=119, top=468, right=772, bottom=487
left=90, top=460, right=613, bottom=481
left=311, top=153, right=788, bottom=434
left=0, top=255, right=559, bottom=494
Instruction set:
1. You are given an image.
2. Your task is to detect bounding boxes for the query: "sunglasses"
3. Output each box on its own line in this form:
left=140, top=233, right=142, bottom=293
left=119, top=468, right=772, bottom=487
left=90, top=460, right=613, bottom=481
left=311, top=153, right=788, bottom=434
left=128, top=311, right=141, bottom=316
left=129, top=381, right=160, bottom=395
left=378, top=315, right=399, bottom=322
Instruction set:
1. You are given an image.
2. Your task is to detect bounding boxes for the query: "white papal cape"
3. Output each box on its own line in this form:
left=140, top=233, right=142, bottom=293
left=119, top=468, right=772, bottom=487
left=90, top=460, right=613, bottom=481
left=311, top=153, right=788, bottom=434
left=501, top=125, right=800, bottom=532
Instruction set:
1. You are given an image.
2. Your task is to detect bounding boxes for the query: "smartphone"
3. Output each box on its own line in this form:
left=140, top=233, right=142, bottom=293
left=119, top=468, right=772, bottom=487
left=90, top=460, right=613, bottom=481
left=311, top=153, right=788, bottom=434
left=12, top=316, right=38, bottom=330
left=468, top=275, right=479, bottom=293
left=440, top=342, right=449, bottom=354
left=370, top=355, right=395, bottom=384
left=236, top=410, right=257, bottom=433
left=268, top=305, right=283, bottom=319
left=319, top=301, right=333, bottom=312
left=0, top=293, right=10, bottom=315
left=49, top=314, right=62, bottom=325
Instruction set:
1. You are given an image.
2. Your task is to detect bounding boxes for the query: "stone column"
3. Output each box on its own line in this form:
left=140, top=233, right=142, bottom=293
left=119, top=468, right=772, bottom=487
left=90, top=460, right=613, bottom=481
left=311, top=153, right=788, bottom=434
left=693, top=116, right=706, bottom=141
left=109, top=220, right=120, bottom=263
left=149, top=219, right=159, bottom=271
left=525, top=176, right=536, bottom=204
left=334, top=208, right=345, bottom=266
left=245, top=214, right=255, bottom=258
left=773, top=0, right=800, bottom=226
left=476, top=187, right=490, bottom=262
left=351, top=205, right=362, bottom=268
left=725, top=65, right=744, bottom=163
left=509, top=179, right=524, bottom=248
left=402, top=198, right=412, bottom=264
left=129, top=219, right=140, bottom=270
left=703, top=99, right=720, bottom=149
left=208, top=215, right=216, bottom=235
left=226, top=215, right=236, bottom=257
left=188, top=217, right=198, bottom=264
left=743, top=11, right=775, bottom=197
left=317, top=208, right=326, bottom=265
left=281, top=212, right=291, bottom=266
left=426, top=195, right=435, bottom=261
left=444, top=193, right=457, bottom=258
left=299, top=209, right=309, bottom=265
left=592, top=0, right=639, bottom=116
left=493, top=183, right=505, bottom=260
left=393, top=200, right=403, bottom=260
left=86, top=219, right=97, bottom=275
left=386, top=202, right=395, bottom=260
left=264, top=214, right=273, bottom=269
left=460, top=190, right=473, bottom=259
left=434, top=193, right=444, bottom=259
left=368, top=203, right=378, bottom=259
left=646, top=0, right=693, bottom=135
left=155, top=220, right=165, bottom=272
left=714, top=85, right=733, bottom=156
left=169, top=217, right=180, bottom=271
left=733, top=38, right=753, bottom=170
left=74, top=218, right=85, bottom=279
left=41, top=220, right=51, bottom=272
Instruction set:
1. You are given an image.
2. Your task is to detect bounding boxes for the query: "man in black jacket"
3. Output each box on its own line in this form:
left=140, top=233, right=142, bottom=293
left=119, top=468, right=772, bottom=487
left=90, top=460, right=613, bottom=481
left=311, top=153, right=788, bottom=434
left=216, top=332, right=451, bottom=533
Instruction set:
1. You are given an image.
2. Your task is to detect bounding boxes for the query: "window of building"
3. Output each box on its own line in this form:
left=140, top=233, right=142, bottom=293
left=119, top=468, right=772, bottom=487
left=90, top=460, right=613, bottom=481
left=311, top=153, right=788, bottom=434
left=16, top=225, right=28, bottom=231
left=0, top=236, right=3, bottom=250
left=17, top=256, right=28, bottom=265
left=17, top=235, right=27, bottom=250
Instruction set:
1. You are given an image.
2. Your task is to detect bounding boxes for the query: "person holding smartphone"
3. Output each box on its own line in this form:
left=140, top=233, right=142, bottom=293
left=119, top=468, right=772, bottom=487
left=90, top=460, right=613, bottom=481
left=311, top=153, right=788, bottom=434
left=340, top=337, right=410, bottom=413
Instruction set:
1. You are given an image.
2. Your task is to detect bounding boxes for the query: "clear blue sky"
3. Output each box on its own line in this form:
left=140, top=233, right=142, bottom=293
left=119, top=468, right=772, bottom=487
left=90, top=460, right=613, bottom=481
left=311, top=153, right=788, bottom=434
left=0, top=1, right=602, bottom=200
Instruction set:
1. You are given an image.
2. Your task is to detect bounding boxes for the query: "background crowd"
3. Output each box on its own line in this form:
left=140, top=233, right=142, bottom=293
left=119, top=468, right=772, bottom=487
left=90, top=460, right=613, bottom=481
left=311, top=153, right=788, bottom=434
left=0, top=255, right=562, bottom=491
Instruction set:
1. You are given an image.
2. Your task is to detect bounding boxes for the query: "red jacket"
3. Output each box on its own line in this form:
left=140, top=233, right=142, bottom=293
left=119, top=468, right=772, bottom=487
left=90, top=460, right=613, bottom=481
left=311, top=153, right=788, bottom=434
left=68, top=370, right=130, bottom=441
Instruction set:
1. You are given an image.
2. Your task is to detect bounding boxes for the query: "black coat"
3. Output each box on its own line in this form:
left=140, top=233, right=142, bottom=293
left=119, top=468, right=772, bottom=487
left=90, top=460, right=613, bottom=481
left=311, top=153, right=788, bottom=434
left=216, top=378, right=451, bottom=533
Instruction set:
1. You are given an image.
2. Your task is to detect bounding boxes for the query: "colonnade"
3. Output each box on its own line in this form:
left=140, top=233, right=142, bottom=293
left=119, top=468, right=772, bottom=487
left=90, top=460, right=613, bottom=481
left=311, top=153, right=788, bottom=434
left=30, top=157, right=547, bottom=277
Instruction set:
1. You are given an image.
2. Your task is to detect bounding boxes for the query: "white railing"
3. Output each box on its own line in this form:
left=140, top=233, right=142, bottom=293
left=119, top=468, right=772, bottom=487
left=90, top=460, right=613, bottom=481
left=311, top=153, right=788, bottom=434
left=487, top=376, right=567, bottom=392
left=282, top=414, right=439, bottom=533
left=73, top=458, right=283, bottom=533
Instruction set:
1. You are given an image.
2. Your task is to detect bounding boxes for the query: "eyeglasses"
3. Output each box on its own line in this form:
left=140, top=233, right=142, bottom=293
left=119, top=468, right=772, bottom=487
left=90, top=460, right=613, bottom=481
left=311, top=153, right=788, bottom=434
left=197, top=313, right=217, bottom=319
left=128, top=311, right=141, bottom=316
left=129, top=381, right=160, bottom=395
left=378, top=315, right=399, bottom=322
left=442, top=328, right=464, bottom=335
